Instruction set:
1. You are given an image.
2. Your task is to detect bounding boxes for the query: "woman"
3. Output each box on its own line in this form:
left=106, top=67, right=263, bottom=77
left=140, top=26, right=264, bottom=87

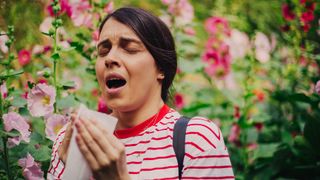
left=48, top=7, right=234, bottom=180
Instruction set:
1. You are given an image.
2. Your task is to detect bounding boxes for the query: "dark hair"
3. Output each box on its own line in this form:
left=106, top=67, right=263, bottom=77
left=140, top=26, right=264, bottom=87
left=99, top=7, right=177, bottom=102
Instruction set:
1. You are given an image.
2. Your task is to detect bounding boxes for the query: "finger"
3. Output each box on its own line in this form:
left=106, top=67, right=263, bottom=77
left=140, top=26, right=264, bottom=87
left=91, top=119, right=126, bottom=155
left=82, top=119, right=120, bottom=161
left=58, top=121, right=73, bottom=163
left=76, top=119, right=111, bottom=167
left=75, top=134, right=100, bottom=171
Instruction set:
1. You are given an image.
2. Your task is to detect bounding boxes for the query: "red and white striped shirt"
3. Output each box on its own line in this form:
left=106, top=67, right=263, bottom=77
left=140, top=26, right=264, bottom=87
left=47, top=105, right=234, bottom=179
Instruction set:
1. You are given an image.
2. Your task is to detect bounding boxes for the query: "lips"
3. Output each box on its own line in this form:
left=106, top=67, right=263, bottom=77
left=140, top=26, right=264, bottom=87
left=105, top=73, right=127, bottom=93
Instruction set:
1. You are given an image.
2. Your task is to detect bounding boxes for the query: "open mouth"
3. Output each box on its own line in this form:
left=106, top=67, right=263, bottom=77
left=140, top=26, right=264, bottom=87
left=106, top=78, right=127, bottom=89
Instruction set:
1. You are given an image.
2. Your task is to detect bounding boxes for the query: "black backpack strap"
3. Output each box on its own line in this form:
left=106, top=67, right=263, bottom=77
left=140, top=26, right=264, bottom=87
left=173, top=116, right=191, bottom=179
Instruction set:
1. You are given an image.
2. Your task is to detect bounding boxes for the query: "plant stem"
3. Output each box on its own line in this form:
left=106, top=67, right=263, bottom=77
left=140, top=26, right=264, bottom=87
left=0, top=90, right=11, bottom=180
left=53, top=22, right=58, bottom=113
left=2, top=137, right=11, bottom=180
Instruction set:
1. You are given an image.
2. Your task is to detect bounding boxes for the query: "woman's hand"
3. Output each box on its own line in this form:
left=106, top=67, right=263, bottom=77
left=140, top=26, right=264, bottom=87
left=58, top=114, right=76, bottom=164
left=75, top=117, right=130, bottom=180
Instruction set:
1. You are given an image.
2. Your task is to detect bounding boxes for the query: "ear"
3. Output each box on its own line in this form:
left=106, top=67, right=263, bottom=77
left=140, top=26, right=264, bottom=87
left=157, top=73, right=165, bottom=80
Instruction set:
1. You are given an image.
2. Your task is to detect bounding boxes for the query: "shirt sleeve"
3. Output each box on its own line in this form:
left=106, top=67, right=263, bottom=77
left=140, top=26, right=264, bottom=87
left=182, top=117, right=235, bottom=179
left=47, top=125, right=67, bottom=180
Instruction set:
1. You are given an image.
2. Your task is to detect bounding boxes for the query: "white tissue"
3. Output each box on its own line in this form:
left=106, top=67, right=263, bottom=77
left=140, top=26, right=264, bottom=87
left=62, top=104, right=118, bottom=180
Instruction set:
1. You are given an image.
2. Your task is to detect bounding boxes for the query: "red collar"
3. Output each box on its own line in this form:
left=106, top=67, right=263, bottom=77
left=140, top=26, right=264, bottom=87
left=113, top=104, right=170, bottom=139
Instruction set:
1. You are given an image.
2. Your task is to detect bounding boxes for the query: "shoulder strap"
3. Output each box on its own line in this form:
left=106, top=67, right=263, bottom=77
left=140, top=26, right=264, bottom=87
left=173, top=116, right=191, bottom=180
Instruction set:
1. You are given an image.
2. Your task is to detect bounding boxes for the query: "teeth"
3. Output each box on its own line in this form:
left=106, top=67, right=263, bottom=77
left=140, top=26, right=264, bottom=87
left=110, top=78, right=121, bottom=80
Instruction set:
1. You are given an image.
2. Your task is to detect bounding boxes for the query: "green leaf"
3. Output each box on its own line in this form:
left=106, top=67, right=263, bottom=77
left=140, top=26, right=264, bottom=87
left=32, top=145, right=51, bottom=162
left=3, top=129, right=20, bottom=138
left=253, top=143, right=279, bottom=159
left=12, top=96, right=27, bottom=107
left=304, top=114, right=320, bottom=152
left=41, top=31, right=51, bottom=37
left=289, top=93, right=311, bottom=103
left=60, top=81, right=76, bottom=90
left=60, top=46, right=75, bottom=52
left=51, top=53, right=60, bottom=61
left=70, top=41, right=84, bottom=51
left=0, top=69, right=24, bottom=80
left=182, top=102, right=212, bottom=113
left=56, top=94, right=77, bottom=109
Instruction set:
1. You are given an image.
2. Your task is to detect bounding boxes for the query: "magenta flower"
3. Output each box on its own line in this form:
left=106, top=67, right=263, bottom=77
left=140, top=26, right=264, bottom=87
left=18, top=49, right=31, bottom=66
left=315, top=80, right=320, bottom=94
left=202, top=45, right=231, bottom=78
left=205, top=17, right=230, bottom=36
left=27, top=83, right=56, bottom=117
left=0, top=31, right=8, bottom=53
left=45, top=114, right=68, bottom=141
left=3, top=112, right=30, bottom=147
left=300, top=10, right=314, bottom=23
left=174, top=93, right=185, bottom=110
left=97, top=97, right=109, bottom=114
left=282, top=4, right=295, bottom=21
left=47, top=0, right=72, bottom=17
left=0, top=81, right=8, bottom=99
left=18, top=153, right=44, bottom=180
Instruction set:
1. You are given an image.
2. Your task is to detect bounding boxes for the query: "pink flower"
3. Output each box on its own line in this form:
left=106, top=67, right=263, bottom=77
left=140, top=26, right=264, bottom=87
left=161, top=0, right=176, bottom=5
left=47, top=0, right=72, bottom=17
left=184, top=27, right=196, bottom=36
left=300, top=10, right=314, bottom=23
left=32, top=45, right=44, bottom=55
left=98, top=97, right=109, bottom=114
left=27, top=83, right=56, bottom=117
left=18, top=49, right=31, bottom=66
left=103, top=1, right=114, bottom=14
left=18, top=153, right=44, bottom=179
left=174, top=93, right=185, bottom=110
left=228, top=123, right=240, bottom=144
left=282, top=4, right=295, bottom=21
left=202, top=47, right=231, bottom=78
left=0, top=81, right=8, bottom=98
left=45, top=114, right=68, bottom=141
left=205, top=17, right=230, bottom=36
left=169, top=0, right=194, bottom=26
left=0, top=32, right=8, bottom=53
left=247, top=143, right=258, bottom=151
left=315, top=80, right=320, bottom=94
left=39, top=17, right=53, bottom=33
left=254, top=32, right=271, bottom=63
left=70, top=0, right=93, bottom=28
left=92, top=30, right=99, bottom=43
left=225, top=29, right=250, bottom=60
left=3, top=112, right=30, bottom=147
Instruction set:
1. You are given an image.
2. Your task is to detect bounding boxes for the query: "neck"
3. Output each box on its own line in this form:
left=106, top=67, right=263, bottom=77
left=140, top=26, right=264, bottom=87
left=113, top=97, right=164, bottom=130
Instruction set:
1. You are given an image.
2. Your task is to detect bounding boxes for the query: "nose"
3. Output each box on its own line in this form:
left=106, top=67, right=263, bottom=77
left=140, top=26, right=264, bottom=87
left=104, top=48, right=120, bottom=69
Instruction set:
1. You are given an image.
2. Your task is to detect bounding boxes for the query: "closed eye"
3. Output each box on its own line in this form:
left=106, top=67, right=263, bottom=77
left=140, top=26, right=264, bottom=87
left=97, top=40, right=111, bottom=57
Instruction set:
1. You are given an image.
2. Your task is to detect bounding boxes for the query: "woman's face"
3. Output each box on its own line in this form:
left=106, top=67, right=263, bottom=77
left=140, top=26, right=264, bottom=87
left=95, top=18, right=163, bottom=113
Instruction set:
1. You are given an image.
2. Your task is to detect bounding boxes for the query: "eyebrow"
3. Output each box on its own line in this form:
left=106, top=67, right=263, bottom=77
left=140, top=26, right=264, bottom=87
left=97, top=36, right=143, bottom=49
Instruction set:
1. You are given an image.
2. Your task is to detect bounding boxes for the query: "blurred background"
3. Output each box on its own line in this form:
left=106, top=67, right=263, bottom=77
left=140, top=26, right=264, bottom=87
left=0, top=0, right=320, bottom=179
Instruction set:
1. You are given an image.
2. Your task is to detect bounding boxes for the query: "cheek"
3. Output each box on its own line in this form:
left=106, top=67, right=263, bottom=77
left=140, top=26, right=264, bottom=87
left=95, top=59, right=105, bottom=85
